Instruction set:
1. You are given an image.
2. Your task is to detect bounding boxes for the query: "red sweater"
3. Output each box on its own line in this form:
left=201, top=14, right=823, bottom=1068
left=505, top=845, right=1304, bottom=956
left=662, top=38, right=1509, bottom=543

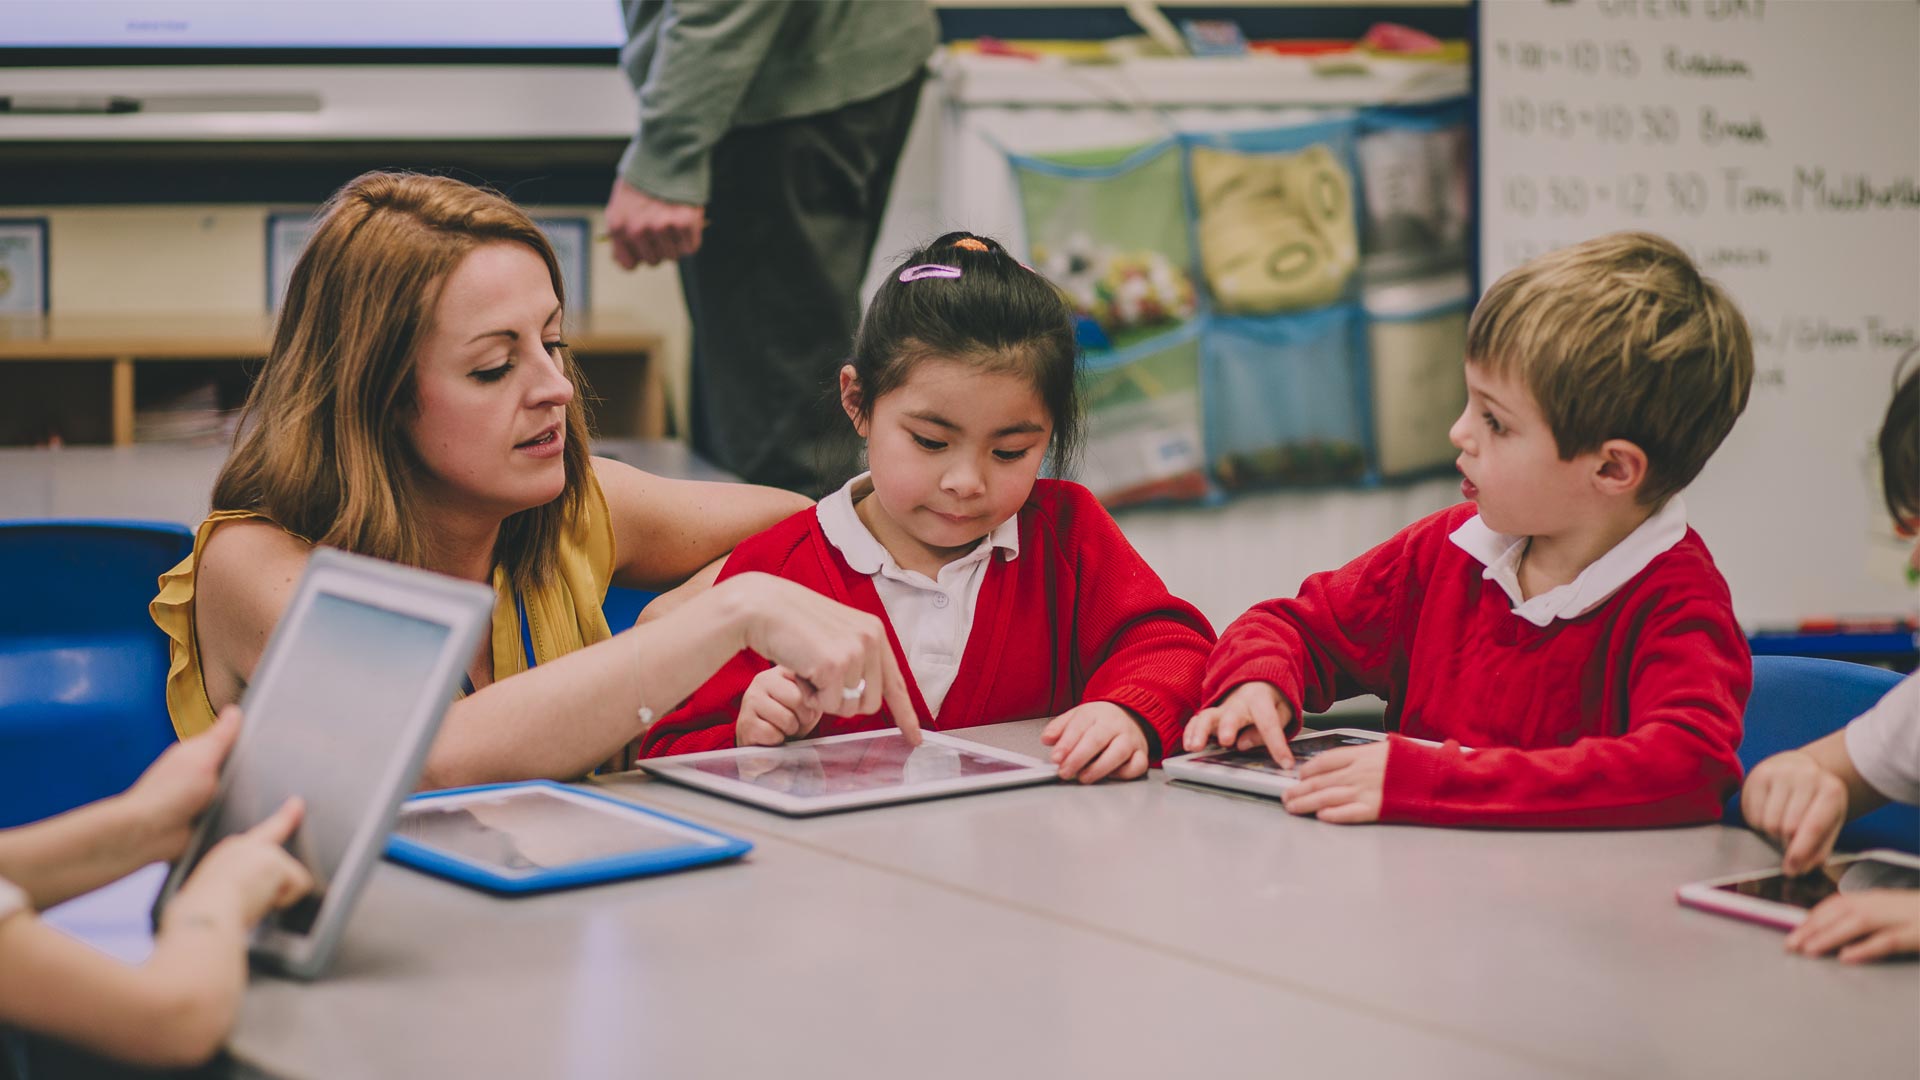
left=640, top=480, right=1215, bottom=759
left=1203, top=504, right=1750, bottom=828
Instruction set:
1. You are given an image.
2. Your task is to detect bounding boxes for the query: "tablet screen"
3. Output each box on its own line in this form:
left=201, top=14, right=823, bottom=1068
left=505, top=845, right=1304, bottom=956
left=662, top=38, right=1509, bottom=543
left=396, top=788, right=697, bottom=876
left=1716, top=856, right=1920, bottom=908
left=1201, top=732, right=1382, bottom=776
left=681, top=732, right=1027, bottom=799
left=207, top=592, right=456, bottom=934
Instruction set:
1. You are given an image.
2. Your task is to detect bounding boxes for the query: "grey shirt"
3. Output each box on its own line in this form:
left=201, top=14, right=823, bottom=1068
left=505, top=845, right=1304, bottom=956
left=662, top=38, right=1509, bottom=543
left=618, top=0, right=938, bottom=205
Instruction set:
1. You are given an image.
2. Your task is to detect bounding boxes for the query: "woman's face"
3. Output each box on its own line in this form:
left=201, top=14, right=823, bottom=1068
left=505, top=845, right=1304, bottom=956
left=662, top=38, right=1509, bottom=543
left=405, top=242, right=574, bottom=519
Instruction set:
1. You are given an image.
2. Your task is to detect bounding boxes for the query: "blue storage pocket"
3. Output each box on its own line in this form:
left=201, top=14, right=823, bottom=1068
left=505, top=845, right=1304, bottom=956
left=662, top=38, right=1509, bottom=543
left=1076, top=322, right=1213, bottom=507
left=1355, top=100, right=1470, bottom=282
left=1202, top=306, right=1371, bottom=489
left=1008, top=140, right=1202, bottom=352
left=1365, top=273, right=1472, bottom=479
left=1183, top=118, right=1363, bottom=316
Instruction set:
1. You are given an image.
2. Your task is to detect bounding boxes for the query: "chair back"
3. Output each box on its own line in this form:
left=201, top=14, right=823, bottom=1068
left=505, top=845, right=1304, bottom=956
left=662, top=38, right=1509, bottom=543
left=0, top=519, right=193, bottom=827
left=1729, top=655, right=1918, bottom=855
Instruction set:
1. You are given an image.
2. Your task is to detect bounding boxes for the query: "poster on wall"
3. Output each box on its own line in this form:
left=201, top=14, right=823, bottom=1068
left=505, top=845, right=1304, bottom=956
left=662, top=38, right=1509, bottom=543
left=534, top=217, right=590, bottom=314
left=0, top=218, right=49, bottom=314
left=266, top=211, right=319, bottom=313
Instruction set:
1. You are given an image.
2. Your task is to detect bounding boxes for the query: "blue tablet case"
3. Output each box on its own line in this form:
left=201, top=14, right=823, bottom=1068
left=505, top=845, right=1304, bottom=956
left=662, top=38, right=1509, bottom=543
left=385, top=780, right=751, bottom=895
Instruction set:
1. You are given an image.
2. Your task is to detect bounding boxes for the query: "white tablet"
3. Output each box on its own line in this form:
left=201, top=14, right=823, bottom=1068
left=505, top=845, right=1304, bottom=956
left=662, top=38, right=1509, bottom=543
left=638, top=730, right=1058, bottom=816
left=1675, top=850, right=1920, bottom=931
left=153, top=547, right=493, bottom=979
left=1163, top=728, right=1429, bottom=800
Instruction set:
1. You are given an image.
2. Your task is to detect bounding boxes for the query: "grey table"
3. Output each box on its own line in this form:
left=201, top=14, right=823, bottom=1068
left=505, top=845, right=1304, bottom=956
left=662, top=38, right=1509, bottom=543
left=231, top=722, right=1919, bottom=1079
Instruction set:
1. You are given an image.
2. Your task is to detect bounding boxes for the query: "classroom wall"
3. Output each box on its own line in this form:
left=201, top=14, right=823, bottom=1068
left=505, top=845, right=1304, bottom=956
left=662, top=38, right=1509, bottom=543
left=20, top=204, right=693, bottom=431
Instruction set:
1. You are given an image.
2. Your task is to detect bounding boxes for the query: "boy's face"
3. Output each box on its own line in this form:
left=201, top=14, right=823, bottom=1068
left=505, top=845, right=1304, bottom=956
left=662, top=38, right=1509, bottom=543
left=1449, top=363, right=1601, bottom=537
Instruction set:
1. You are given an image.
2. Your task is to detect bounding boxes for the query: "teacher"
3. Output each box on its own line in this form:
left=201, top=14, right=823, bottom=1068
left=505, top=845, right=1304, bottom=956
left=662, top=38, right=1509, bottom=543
left=151, top=171, right=917, bottom=787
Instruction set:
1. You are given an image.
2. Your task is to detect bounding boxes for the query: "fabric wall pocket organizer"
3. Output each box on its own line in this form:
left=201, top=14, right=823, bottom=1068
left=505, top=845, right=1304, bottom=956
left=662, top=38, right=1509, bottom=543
left=1185, top=117, right=1361, bottom=317
left=1074, top=320, right=1212, bottom=508
left=1365, top=273, right=1471, bottom=479
left=1355, top=99, right=1471, bottom=283
left=1202, top=305, right=1371, bottom=490
left=1009, top=140, right=1199, bottom=353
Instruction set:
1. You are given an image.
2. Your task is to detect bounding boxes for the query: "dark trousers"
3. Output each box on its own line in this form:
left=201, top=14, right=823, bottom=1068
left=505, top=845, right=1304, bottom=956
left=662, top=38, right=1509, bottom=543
left=678, top=73, right=923, bottom=497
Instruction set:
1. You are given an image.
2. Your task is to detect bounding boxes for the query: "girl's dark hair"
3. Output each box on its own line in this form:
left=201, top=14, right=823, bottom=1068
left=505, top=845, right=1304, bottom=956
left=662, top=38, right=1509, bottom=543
left=1881, top=348, right=1920, bottom=524
left=848, top=231, right=1082, bottom=472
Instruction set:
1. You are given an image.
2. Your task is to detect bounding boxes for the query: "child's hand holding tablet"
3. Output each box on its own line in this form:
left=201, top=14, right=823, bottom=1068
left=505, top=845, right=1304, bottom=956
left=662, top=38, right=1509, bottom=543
left=1283, top=739, right=1391, bottom=824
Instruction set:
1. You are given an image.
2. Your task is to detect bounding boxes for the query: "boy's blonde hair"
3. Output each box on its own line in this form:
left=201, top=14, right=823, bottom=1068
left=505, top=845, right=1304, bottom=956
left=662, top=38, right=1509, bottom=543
left=213, top=171, right=594, bottom=590
left=1466, top=232, right=1753, bottom=505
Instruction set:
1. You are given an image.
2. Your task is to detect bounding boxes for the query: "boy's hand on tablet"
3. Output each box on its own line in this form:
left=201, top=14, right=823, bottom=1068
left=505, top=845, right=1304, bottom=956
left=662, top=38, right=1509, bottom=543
left=1182, top=682, right=1295, bottom=766
left=1743, top=750, right=1849, bottom=875
left=736, top=667, right=823, bottom=748
left=1283, top=741, right=1389, bottom=824
left=1041, top=702, right=1150, bottom=783
left=1784, top=888, right=1920, bottom=963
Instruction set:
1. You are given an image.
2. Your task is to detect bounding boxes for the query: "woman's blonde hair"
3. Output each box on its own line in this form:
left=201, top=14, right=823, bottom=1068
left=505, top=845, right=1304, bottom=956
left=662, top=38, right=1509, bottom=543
left=214, top=171, right=593, bottom=589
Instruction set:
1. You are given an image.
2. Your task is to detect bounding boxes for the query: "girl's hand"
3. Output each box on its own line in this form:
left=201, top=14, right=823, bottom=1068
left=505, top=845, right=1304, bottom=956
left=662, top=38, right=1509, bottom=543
left=735, top=666, right=824, bottom=747
left=1283, top=741, right=1390, bottom=824
left=124, top=706, right=245, bottom=862
left=725, top=573, right=921, bottom=743
left=1182, top=682, right=1295, bottom=766
left=1784, top=889, right=1920, bottom=963
left=1041, top=702, right=1150, bottom=783
left=1742, top=750, right=1850, bottom=875
left=165, top=797, right=314, bottom=933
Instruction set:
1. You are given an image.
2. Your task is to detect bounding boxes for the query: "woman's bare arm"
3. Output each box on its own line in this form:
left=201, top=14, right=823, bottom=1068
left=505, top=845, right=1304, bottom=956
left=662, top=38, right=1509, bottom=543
left=592, top=455, right=810, bottom=590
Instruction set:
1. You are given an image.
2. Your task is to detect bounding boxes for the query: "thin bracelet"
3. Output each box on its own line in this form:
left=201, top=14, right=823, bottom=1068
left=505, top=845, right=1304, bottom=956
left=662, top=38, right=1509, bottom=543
left=634, top=637, right=655, bottom=729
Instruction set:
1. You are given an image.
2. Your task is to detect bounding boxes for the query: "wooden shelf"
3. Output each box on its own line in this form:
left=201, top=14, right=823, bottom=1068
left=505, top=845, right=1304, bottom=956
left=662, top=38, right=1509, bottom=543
left=0, top=313, right=666, bottom=447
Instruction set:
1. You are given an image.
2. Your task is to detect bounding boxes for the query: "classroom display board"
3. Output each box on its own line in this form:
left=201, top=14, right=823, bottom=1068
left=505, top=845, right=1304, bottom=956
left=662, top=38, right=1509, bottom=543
left=1478, top=0, right=1920, bottom=628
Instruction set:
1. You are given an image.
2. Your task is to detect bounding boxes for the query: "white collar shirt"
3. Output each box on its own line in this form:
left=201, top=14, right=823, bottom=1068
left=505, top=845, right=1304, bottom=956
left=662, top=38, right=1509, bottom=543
left=815, top=473, right=1020, bottom=716
left=1447, top=496, right=1690, bottom=628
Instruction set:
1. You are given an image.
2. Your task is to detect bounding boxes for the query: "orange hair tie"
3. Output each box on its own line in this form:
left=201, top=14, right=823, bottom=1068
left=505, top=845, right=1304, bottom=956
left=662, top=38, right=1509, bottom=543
left=953, top=237, right=989, bottom=252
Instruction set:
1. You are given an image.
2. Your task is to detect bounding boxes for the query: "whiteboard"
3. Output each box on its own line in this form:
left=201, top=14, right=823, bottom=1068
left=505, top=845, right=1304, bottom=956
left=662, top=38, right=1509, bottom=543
left=1478, top=0, right=1920, bottom=628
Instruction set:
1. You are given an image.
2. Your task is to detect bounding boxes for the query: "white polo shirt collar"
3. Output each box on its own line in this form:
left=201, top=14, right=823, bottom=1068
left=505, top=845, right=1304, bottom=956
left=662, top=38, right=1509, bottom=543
left=816, top=473, right=1020, bottom=582
left=1448, top=496, right=1689, bottom=628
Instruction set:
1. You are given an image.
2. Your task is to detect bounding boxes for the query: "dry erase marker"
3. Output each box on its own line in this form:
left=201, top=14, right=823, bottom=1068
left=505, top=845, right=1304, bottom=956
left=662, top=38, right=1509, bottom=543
left=0, top=95, right=142, bottom=114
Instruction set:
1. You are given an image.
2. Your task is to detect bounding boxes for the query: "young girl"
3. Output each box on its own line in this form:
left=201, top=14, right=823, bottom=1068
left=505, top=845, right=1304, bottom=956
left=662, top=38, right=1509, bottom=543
left=1741, top=357, right=1920, bottom=963
left=639, top=233, right=1215, bottom=783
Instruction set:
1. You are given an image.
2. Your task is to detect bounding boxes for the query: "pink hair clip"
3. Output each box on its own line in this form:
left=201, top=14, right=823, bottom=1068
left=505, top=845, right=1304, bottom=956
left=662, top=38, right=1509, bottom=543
left=899, top=263, right=962, bottom=283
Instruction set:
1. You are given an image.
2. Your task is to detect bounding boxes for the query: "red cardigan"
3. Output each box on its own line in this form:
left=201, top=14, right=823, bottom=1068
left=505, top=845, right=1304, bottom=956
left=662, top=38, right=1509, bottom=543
left=1203, top=504, right=1750, bottom=828
left=639, top=479, right=1215, bottom=760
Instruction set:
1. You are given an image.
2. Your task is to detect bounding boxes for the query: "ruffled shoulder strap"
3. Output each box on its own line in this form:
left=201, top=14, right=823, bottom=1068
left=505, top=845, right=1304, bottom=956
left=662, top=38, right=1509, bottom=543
left=149, top=509, right=293, bottom=739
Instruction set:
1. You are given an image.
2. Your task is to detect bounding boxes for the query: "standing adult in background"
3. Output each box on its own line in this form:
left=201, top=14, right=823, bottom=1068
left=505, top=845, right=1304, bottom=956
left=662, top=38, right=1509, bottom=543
left=604, top=0, right=938, bottom=497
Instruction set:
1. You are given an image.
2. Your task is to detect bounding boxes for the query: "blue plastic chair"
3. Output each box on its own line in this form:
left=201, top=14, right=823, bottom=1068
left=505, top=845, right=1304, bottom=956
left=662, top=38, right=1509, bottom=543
left=1727, top=655, right=1919, bottom=855
left=0, top=520, right=193, bottom=828
left=602, top=584, right=658, bottom=633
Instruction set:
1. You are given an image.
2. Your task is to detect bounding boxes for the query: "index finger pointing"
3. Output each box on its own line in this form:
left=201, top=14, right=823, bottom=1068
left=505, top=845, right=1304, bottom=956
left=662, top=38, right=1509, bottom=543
left=879, top=652, right=922, bottom=746
left=249, top=796, right=306, bottom=844
left=1251, top=696, right=1293, bottom=767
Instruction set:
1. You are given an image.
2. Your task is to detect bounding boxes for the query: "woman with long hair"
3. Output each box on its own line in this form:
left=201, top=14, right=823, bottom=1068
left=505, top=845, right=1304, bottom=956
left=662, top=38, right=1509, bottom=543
left=152, top=171, right=917, bottom=786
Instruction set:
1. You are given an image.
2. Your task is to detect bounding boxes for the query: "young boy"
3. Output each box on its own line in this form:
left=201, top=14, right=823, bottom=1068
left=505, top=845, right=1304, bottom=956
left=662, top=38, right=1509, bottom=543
left=1741, top=358, right=1918, bottom=963
left=1187, top=232, right=1755, bottom=827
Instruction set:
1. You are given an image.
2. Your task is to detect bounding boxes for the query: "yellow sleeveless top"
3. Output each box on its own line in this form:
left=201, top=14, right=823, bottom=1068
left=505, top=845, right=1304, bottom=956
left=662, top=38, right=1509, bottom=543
left=150, top=468, right=617, bottom=739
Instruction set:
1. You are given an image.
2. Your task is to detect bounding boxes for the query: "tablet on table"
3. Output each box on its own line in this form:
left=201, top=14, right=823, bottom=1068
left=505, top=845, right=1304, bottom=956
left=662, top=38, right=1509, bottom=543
left=1675, top=850, right=1920, bottom=930
left=1163, top=728, right=1430, bottom=800
left=638, top=729, right=1057, bottom=816
left=151, top=548, right=493, bottom=979
left=387, top=780, right=751, bottom=893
